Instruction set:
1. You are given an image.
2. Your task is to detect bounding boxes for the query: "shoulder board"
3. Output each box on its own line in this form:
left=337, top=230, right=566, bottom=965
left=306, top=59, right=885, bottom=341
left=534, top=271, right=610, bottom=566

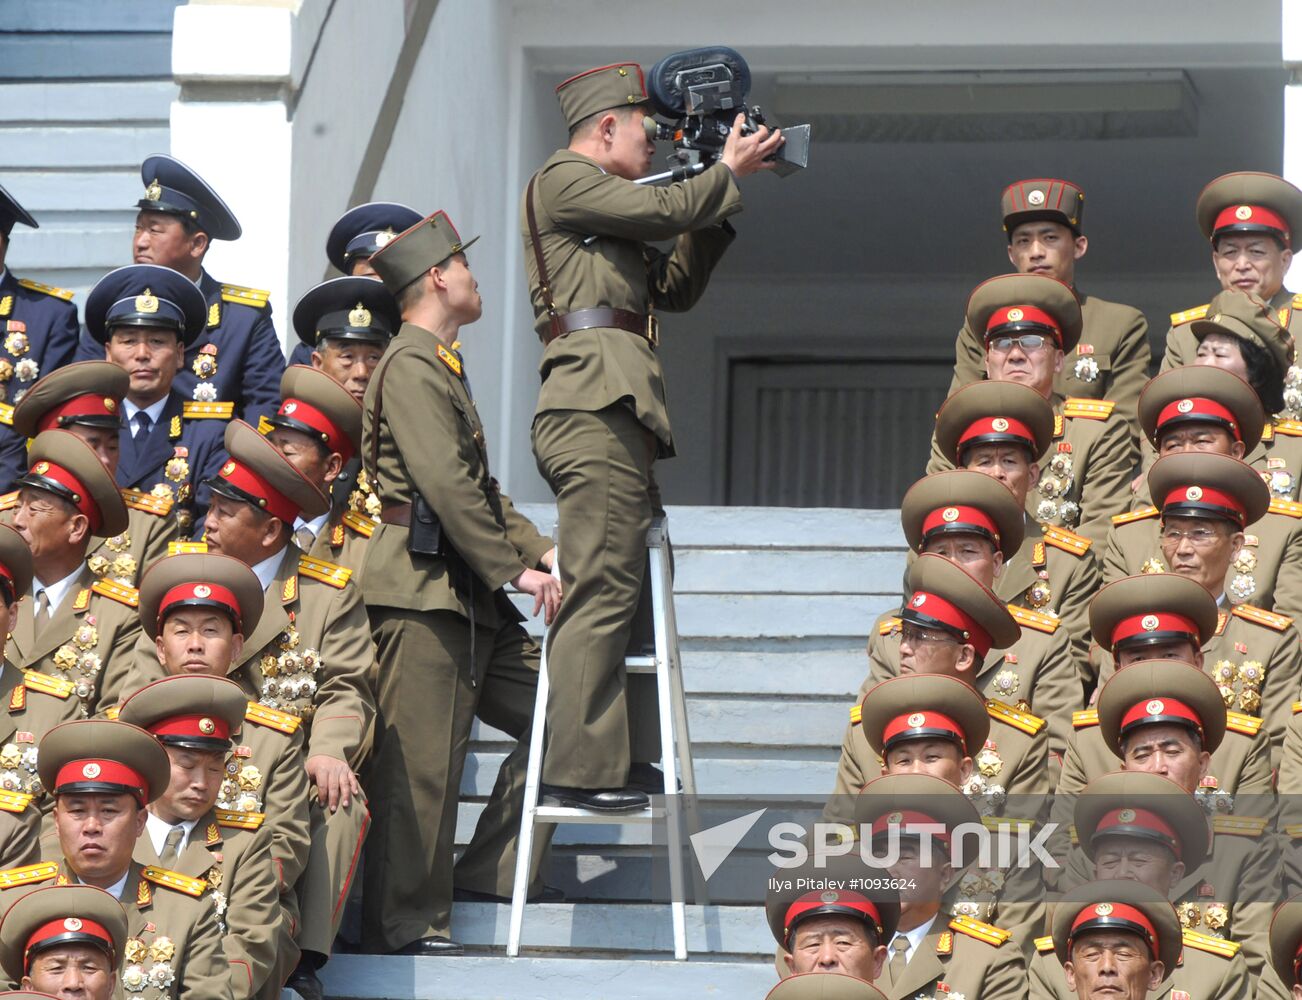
left=120, top=487, right=173, bottom=516
left=987, top=698, right=1046, bottom=736
left=948, top=914, right=1011, bottom=947
left=436, top=344, right=463, bottom=377
left=981, top=815, right=1033, bottom=834
left=1270, top=497, right=1302, bottom=519
left=0, top=861, right=59, bottom=888
left=1170, top=304, right=1210, bottom=326
left=141, top=865, right=207, bottom=898
left=1181, top=928, right=1240, bottom=958
left=298, top=554, right=351, bottom=588
left=849, top=703, right=862, bottom=726
left=1275, top=419, right=1302, bottom=438
left=1231, top=604, right=1292, bottom=631
left=16, top=278, right=73, bottom=302
left=1295, top=700, right=1302, bottom=714
left=1212, top=814, right=1267, bottom=837
left=1111, top=506, right=1159, bottom=526
left=1035, top=935, right=1055, bottom=954
left=104, top=705, right=120, bottom=720
left=1287, top=823, right=1302, bottom=839
left=0, top=491, right=17, bottom=512
left=91, top=578, right=139, bottom=608
left=220, top=284, right=270, bottom=308
left=182, top=401, right=234, bottom=420
left=256, top=415, right=273, bottom=435
left=1225, top=710, right=1263, bottom=736
left=1062, top=397, right=1116, bottom=420
left=1294, top=293, right=1302, bottom=309
left=214, top=808, right=265, bottom=830
left=1042, top=524, right=1091, bottom=555
left=0, top=790, right=32, bottom=814
left=0, top=403, right=12, bottom=427
left=878, top=616, right=901, bottom=636
left=342, top=510, right=375, bottom=538
left=23, top=670, right=74, bottom=700
left=1008, top=603, right=1059, bottom=633
left=168, top=541, right=207, bottom=556
left=1073, top=708, right=1099, bottom=729
left=245, top=702, right=300, bottom=734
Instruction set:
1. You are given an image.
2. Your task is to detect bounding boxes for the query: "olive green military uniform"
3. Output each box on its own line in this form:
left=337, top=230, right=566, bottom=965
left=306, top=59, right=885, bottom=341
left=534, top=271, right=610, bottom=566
left=1133, top=418, right=1302, bottom=509
left=304, top=503, right=373, bottom=584
left=360, top=315, right=554, bottom=951
left=1271, top=704, right=1302, bottom=898
left=0, top=859, right=233, bottom=1000
left=1163, top=288, right=1302, bottom=378
left=949, top=293, right=1152, bottom=441
left=134, top=810, right=287, bottom=1000
left=0, top=662, right=91, bottom=807
left=877, top=913, right=1027, bottom=1000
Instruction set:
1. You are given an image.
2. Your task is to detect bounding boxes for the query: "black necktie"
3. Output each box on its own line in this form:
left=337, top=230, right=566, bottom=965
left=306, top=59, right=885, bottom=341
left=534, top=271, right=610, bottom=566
left=134, top=411, right=152, bottom=443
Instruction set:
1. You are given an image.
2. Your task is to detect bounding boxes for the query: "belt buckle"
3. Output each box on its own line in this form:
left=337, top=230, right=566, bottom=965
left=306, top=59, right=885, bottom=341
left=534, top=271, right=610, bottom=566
left=646, top=314, right=660, bottom=348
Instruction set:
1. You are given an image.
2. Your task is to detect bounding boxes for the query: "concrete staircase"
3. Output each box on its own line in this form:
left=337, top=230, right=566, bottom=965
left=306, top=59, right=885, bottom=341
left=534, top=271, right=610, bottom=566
left=324, top=504, right=908, bottom=999
left=0, top=0, right=180, bottom=298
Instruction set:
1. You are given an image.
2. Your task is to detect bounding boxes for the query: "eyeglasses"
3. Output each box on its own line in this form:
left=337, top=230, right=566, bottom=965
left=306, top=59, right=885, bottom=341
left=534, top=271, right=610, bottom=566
left=899, top=623, right=959, bottom=646
left=987, top=334, right=1056, bottom=354
left=1159, top=524, right=1228, bottom=547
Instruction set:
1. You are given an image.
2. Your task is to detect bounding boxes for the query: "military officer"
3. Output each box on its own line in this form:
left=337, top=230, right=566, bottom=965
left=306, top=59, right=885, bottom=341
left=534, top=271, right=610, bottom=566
left=0, top=184, right=80, bottom=492
left=7, top=431, right=135, bottom=718
left=84, top=264, right=229, bottom=537
left=75, top=154, right=285, bottom=424
left=0, top=883, right=127, bottom=1000
left=932, top=378, right=1102, bottom=673
left=119, top=675, right=287, bottom=1000
left=6, top=361, right=176, bottom=588
left=524, top=62, right=781, bottom=809
left=0, top=526, right=46, bottom=862
left=1268, top=898, right=1302, bottom=1000
left=930, top=273, right=1134, bottom=547
left=765, top=974, right=889, bottom=1000
left=0, top=718, right=233, bottom=999
left=1049, top=880, right=1182, bottom=999
left=1030, top=770, right=1251, bottom=1000
left=363, top=211, right=558, bottom=954
left=946, top=178, right=1150, bottom=441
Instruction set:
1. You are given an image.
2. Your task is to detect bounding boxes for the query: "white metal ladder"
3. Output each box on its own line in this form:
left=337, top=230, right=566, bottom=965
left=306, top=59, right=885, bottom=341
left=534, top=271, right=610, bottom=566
left=507, top=516, right=699, bottom=960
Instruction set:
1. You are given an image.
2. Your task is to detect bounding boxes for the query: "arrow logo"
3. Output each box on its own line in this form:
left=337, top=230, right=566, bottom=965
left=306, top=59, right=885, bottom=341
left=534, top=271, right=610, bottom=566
left=689, top=808, right=768, bottom=880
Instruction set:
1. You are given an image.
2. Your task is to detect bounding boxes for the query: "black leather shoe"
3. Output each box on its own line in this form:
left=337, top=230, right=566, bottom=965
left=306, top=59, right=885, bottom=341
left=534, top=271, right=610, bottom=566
left=389, top=936, right=465, bottom=956
left=628, top=763, right=683, bottom=794
left=286, top=967, right=324, bottom=1000
left=453, top=884, right=566, bottom=904
left=540, top=783, right=649, bottom=812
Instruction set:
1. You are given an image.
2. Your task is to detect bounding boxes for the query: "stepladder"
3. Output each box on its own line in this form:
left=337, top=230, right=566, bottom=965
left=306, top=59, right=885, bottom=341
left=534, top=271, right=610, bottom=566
left=507, top=515, right=701, bottom=960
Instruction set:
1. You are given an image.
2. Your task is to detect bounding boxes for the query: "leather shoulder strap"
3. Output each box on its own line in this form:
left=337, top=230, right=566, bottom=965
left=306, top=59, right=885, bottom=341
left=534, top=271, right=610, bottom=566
left=525, top=173, right=559, bottom=339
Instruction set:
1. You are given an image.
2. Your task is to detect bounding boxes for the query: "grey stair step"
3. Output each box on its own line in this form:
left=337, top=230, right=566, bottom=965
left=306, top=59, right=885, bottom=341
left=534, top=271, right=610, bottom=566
left=0, top=82, right=176, bottom=126
left=673, top=546, right=905, bottom=594
left=320, top=954, right=775, bottom=1000
left=0, top=36, right=174, bottom=82
left=3, top=171, right=147, bottom=212
left=0, top=0, right=182, bottom=33
left=12, top=221, right=135, bottom=270
left=0, top=126, right=168, bottom=168
left=679, top=642, right=868, bottom=696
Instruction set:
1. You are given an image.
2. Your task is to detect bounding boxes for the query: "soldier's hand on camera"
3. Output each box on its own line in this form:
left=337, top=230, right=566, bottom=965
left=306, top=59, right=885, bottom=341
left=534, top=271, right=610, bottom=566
left=720, top=113, right=785, bottom=178
left=307, top=754, right=361, bottom=813
left=513, top=567, right=563, bottom=625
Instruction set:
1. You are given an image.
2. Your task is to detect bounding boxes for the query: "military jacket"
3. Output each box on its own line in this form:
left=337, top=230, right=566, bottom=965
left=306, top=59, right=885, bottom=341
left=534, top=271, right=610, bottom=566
left=948, top=292, right=1151, bottom=441
left=521, top=150, right=741, bottom=456
left=286, top=341, right=312, bottom=368
left=1269, top=704, right=1302, bottom=899
left=0, top=271, right=79, bottom=490
left=879, top=914, right=1027, bottom=1000
left=0, top=858, right=234, bottom=1000
left=361, top=323, right=553, bottom=623
left=1028, top=927, right=1252, bottom=1000
left=291, top=457, right=378, bottom=583
left=0, top=662, right=90, bottom=807
left=1162, top=288, right=1302, bottom=382
left=134, top=809, right=286, bottom=1000
left=1133, top=420, right=1302, bottom=510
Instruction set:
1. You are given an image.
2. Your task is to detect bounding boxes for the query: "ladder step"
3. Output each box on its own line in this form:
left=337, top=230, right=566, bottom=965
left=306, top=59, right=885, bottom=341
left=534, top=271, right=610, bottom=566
left=535, top=805, right=660, bottom=824
left=623, top=654, right=656, bottom=671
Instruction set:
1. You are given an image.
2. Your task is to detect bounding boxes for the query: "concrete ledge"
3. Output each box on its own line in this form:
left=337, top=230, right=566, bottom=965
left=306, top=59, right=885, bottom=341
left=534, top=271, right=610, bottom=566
left=172, top=4, right=293, bottom=83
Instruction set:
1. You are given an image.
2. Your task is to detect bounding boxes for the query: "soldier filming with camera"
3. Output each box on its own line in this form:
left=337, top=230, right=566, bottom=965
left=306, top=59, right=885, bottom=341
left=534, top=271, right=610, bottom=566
left=521, top=59, right=784, bottom=812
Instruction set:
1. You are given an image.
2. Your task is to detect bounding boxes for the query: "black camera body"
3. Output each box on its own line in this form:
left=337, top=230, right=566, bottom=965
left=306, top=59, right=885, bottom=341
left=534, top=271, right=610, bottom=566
left=646, top=46, right=810, bottom=179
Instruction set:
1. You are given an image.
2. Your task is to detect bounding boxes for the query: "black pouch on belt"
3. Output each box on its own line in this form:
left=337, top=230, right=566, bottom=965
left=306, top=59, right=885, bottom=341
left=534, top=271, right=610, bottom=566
left=408, top=493, right=443, bottom=556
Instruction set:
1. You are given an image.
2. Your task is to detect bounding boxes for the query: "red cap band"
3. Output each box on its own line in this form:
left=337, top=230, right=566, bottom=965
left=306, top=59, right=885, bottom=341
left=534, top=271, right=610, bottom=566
left=869, top=810, right=952, bottom=848
left=1155, top=397, right=1241, bottom=442
left=903, top=590, right=992, bottom=656
left=1120, top=696, right=1204, bottom=739
left=1093, top=807, right=1182, bottom=860
left=148, top=713, right=232, bottom=743
left=882, top=710, right=967, bottom=752
left=35, top=393, right=121, bottom=434
left=25, top=916, right=114, bottom=972
left=957, top=415, right=1038, bottom=453
left=783, top=891, right=884, bottom=945
left=920, top=504, right=1001, bottom=547
left=1160, top=484, right=1246, bottom=525
left=1213, top=204, right=1291, bottom=246
left=1110, top=612, right=1201, bottom=649
left=215, top=457, right=299, bottom=523
left=1070, top=902, right=1157, bottom=956
left=276, top=397, right=354, bottom=462
left=24, top=460, right=100, bottom=531
left=985, top=305, right=1061, bottom=344
left=55, top=758, right=148, bottom=804
left=159, top=582, right=241, bottom=631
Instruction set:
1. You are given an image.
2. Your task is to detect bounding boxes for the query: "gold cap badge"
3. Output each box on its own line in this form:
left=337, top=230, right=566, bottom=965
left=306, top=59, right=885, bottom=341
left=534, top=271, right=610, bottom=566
left=145, top=179, right=162, bottom=202
left=907, top=712, right=926, bottom=727
left=1141, top=615, right=1159, bottom=631
left=1147, top=699, right=1165, bottom=714
left=1186, top=486, right=1204, bottom=501
left=1007, top=307, right=1024, bottom=322
left=1235, top=205, right=1253, bottom=221
left=1094, top=903, right=1113, bottom=916
left=199, top=717, right=216, bottom=735
left=991, top=417, right=1009, bottom=432
left=941, top=506, right=960, bottom=522
left=348, top=303, right=372, bottom=328
left=135, top=290, right=159, bottom=314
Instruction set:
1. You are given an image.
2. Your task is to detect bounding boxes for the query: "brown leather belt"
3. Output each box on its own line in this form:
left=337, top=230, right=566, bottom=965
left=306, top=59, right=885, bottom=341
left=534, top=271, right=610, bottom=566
left=542, top=308, right=659, bottom=348
left=380, top=503, right=411, bottom=526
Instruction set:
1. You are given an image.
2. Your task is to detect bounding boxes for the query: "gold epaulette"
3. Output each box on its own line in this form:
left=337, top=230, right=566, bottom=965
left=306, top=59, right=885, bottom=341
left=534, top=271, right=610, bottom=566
left=987, top=699, right=1046, bottom=736
left=1009, top=603, right=1059, bottom=634
left=1035, top=935, right=1055, bottom=953
left=981, top=815, right=1033, bottom=834
left=0, top=861, right=58, bottom=888
left=878, top=617, right=901, bottom=636
left=948, top=914, right=1012, bottom=947
left=141, top=865, right=207, bottom=898
left=23, top=670, right=74, bottom=700
left=298, top=554, right=351, bottom=588
left=257, top=415, right=273, bottom=435
left=1270, top=497, right=1302, bottom=518
left=1275, top=419, right=1302, bottom=438
left=121, top=488, right=173, bottom=517
left=1294, top=700, right=1302, bottom=714
left=1041, top=524, right=1091, bottom=556
left=215, top=808, right=265, bottom=830
left=0, top=491, right=17, bottom=512
left=1226, top=710, right=1263, bottom=736
left=104, top=705, right=120, bottom=720
left=0, top=403, right=12, bottom=427
left=168, top=541, right=207, bottom=556
left=91, top=578, right=138, bottom=608
left=1073, top=708, right=1099, bottom=729
left=1181, top=928, right=1240, bottom=958
left=1287, top=824, right=1302, bottom=839
left=1294, top=293, right=1302, bottom=309
left=220, top=283, right=270, bottom=308
left=1212, top=814, right=1268, bottom=837
left=245, top=702, right=300, bottom=735
left=17, top=278, right=73, bottom=302
left=1111, top=506, right=1159, bottom=526
left=182, top=401, right=234, bottom=420
left=0, top=790, right=32, bottom=814
left=342, top=510, right=375, bottom=538
left=1170, top=304, right=1210, bottom=326
left=1062, top=397, right=1116, bottom=421
left=849, top=704, right=862, bottom=726
left=1231, top=603, right=1292, bottom=631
